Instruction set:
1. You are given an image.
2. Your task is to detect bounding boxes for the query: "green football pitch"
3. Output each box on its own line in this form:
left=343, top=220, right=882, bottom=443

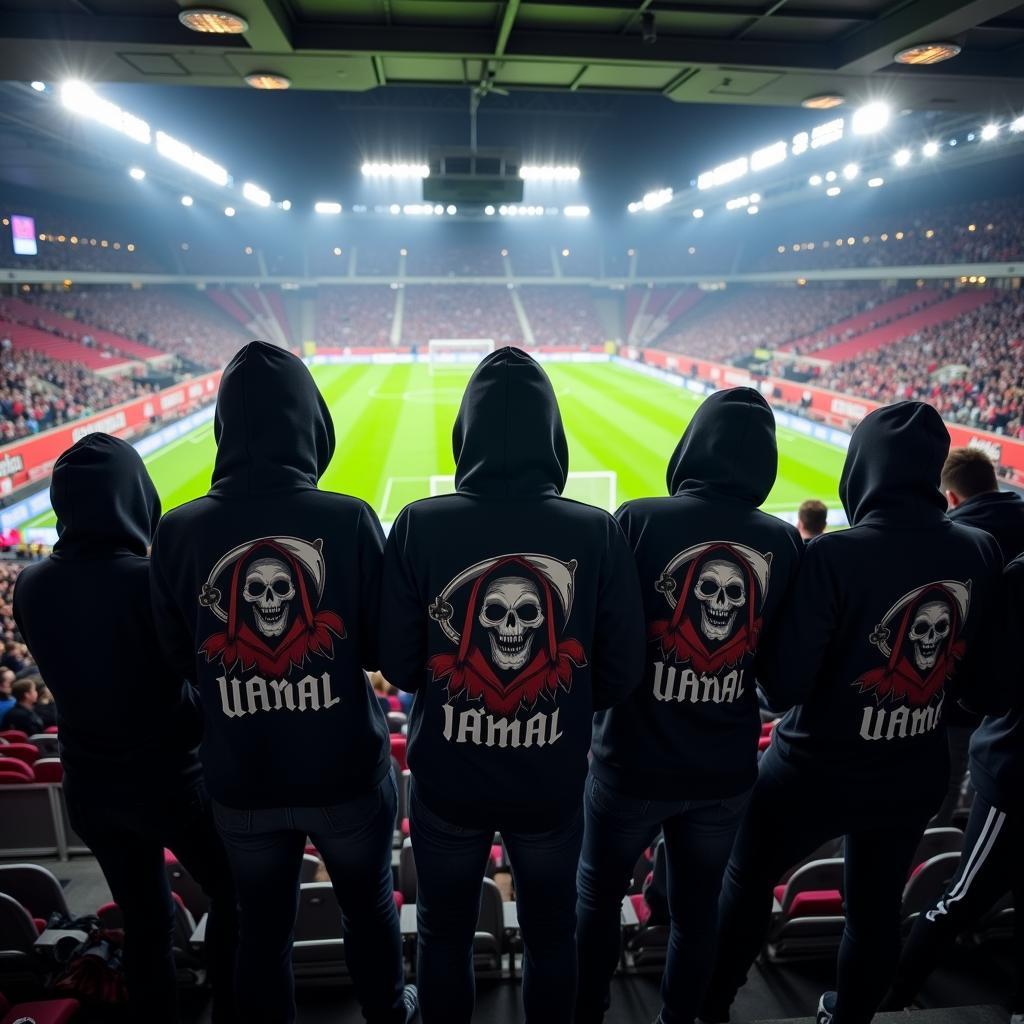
left=26, top=361, right=845, bottom=528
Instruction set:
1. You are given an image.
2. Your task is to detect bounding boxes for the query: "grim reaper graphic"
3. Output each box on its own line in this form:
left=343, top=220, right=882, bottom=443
left=650, top=542, right=773, bottom=675
left=427, top=553, right=587, bottom=718
left=857, top=580, right=971, bottom=707
left=198, top=536, right=345, bottom=677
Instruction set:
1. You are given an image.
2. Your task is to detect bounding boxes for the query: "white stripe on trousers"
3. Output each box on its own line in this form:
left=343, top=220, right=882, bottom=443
left=926, top=804, right=1006, bottom=922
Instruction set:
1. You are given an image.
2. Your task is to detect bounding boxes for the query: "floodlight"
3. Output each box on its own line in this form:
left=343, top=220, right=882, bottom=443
left=564, top=205, right=590, bottom=218
left=825, top=186, right=841, bottom=197
left=484, top=205, right=495, bottom=216
left=867, top=177, right=885, bottom=188
left=156, top=131, right=229, bottom=186
left=181, top=195, right=194, bottom=207
left=314, top=201, right=342, bottom=215
left=30, top=81, right=46, bottom=92
left=922, top=140, right=940, bottom=157
left=852, top=102, right=890, bottom=135
left=809, top=174, right=823, bottom=186
left=61, top=81, right=151, bottom=144
left=893, top=149, right=912, bottom=166
left=980, top=123, right=999, bottom=141
left=1010, top=115, right=1024, bottom=134
left=128, top=167, right=146, bottom=181
left=692, top=208, right=704, bottom=219
left=242, top=182, right=271, bottom=207
left=842, top=163, right=859, bottom=180
left=224, top=206, right=235, bottom=217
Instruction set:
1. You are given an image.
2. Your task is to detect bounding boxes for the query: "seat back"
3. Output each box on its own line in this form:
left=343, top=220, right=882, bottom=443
left=387, top=712, right=407, bottom=734
left=0, top=784, right=62, bottom=857
left=294, top=883, right=343, bottom=941
left=777, top=837, right=843, bottom=885
left=0, top=744, right=39, bottom=767
left=33, top=758, right=64, bottom=783
left=476, top=877, right=504, bottom=952
left=0, top=731, right=28, bottom=744
left=0, top=892, right=39, bottom=953
left=912, top=827, right=964, bottom=869
left=0, top=759, right=33, bottom=780
left=0, top=863, right=70, bottom=920
left=28, top=734, right=60, bottom=758
left=780, top=859, right=844, bottom=915
left=399, top=838, right=417, bottom=902
left=389, top=736, right=408, bottom=771
left=300, top=854, right=322, bottom=883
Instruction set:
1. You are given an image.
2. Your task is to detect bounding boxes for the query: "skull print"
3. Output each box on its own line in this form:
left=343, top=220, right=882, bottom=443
left=694, top=559, right=746, bottom=642
left=243, top=557, right=296, bottom=639
left=478, top=577, right=545, bottom=671
left=907, top=599, right=952, bottom=673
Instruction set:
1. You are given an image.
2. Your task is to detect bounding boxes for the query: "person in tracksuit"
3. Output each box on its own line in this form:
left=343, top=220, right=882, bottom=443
left=379, top=347, right=646, bottom=1024
left=576, top=387, right=803, bottom=1024
left=149, top=342, right=415, bottom=1024
left=884, top=553, right=1023, bottom=1022
left=700, top=402, right=1003, bottom=1024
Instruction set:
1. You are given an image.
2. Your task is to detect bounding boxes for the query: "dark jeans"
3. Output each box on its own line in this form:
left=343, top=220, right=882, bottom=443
left=66, top=778, right=238, bottom=1024
left=702, top=746, right=942, bottom=1024
left=576, top=772, right=750, bottom=1024
left=410, top=784, right=584, bottom=1024
left=213, top=772, right=404, bottom=1024
left=889, top=793, right=1024, bottom=1013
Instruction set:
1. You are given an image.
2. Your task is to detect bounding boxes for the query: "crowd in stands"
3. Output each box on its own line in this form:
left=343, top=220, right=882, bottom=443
left=519, top=285, right=605, bottom=347
left=32, top=288, right=251, bottom=370
left=402, top=285, right=523, bottom=346
left=0, top=346, right=150, bottom=440
left=405, top=244, right=506, bottom=277
left=758, top=194, right=1024, bottom=272
left=316, top=286, right=396, bottom=347
left=819, top=292, right=1024, bottom=437
left=659, top=286, right=880, bottom=361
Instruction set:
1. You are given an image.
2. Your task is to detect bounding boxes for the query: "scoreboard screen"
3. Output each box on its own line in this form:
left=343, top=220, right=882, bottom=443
left=10, top=214, right=37, bottom=256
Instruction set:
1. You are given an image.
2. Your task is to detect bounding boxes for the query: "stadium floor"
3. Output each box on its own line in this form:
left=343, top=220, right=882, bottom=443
left=44, top=855, right=1017, bottom=1024
left=26, top=361, right=846, bottom=530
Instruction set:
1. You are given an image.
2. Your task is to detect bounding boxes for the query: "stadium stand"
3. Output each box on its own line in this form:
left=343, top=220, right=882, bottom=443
left=518, top=285, right=604, bottom=347
left=401, top=285, right=523, bottom=346
left=27, top=288, right=252, bottom=369
left=658, top=286, right=883, bottom=361
left=315, top=286, right=396, bottom=348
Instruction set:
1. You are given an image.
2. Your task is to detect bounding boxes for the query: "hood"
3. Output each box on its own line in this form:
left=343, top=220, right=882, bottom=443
left=51, top=433, right=159, bottom=558
left=949, top=489, right=1024, bottom=526
left=840, top=401, right=949, bottom=526
left=666, top=387, right=777, bottom=504
left=211, top=341, right=335, bottom=496
left=453, top=347, right=568, bottom=498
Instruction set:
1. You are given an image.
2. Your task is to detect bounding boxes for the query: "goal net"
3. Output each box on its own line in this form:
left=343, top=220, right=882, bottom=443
left=429, top=470, right=617, bottom=513
left=427, top=338, right=495, bottom=374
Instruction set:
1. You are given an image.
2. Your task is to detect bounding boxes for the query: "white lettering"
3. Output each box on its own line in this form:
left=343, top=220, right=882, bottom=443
left=442, top=706, right=564, bottom=749
left=217, top=673, right=340, bottom=717
left=652, top=662, right=744, bottom=704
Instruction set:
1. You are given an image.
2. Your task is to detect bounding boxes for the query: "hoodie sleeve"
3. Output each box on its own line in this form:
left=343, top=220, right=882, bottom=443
left=754, top=527, right=804, bottom=706
left=357, top=503, right=386, bottom=671
left=763, top=535, right=838, bottom=711
left=149, top=522, right=198, bottom=684
left=954, top=541, right=1015, bottom=716
left=379, top=507, right=427, bottom=693
left=591, top=515, right=646, bottom=711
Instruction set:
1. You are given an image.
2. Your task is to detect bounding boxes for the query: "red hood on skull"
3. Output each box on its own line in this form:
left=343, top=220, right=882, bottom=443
left=428, top=555, right=586, bottom=718
left=856, top=582, right=965, bottom=707
left=650, top=543, right=763, bottom=676
left=200, top=538, right=345, bottom=678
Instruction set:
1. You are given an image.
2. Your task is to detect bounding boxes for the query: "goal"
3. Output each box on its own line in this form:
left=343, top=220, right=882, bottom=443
left=429, top=470, right=618, bottom=512
left=427, top=338, right=495, bottom=374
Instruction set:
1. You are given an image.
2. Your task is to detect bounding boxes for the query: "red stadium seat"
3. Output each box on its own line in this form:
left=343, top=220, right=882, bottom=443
left=389, top=735, right=407, bottom=771
left=44, top=727, right=59, bottom=735
left=0, top=731, right=28, bottom=744
left=757, top=735, right=772, bottom=752
left=629, top=893, right=652, bottom=926
left=0, top=993, right=79, bottom=1024
left=0, top=771, right=30, bottom=786
left=33, top=758, right=64, bottom=783
left=0, top=744, right=39, bottom=767
left=388, top=695, right=402, bottom=712
left=0, top=758, right=33, bottom=779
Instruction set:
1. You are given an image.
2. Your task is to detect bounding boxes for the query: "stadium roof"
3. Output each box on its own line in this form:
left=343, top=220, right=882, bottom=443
left=2, top=1, right=1024, bottom=111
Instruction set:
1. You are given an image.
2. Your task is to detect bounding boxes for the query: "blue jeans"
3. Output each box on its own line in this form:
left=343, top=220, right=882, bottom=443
left=213, top=772, right=404, bottom=1024
left=576, top=772, right=750, bottom=1024
left=410, top=785, right=584, bottom=1024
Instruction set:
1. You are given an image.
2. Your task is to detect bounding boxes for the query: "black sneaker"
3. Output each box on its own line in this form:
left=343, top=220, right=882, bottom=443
left=403, top=983, right=419, bottom=1022
left=816, top=992, right=837, bottom=1024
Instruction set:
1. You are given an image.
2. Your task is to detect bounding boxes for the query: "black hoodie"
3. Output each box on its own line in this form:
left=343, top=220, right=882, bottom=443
left=967, top=553, right=1024, bottom=812
left=771, top=402, right=1003, bottom=794
left=13, top=434, right=202, bottom=795
left=379, top=347, right=646, bottom=832
left=590, top=387, right=804, bottom=800
left=149, top=342, right=390, bottom=809
left=948, top=489, right=1024, bottom=564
